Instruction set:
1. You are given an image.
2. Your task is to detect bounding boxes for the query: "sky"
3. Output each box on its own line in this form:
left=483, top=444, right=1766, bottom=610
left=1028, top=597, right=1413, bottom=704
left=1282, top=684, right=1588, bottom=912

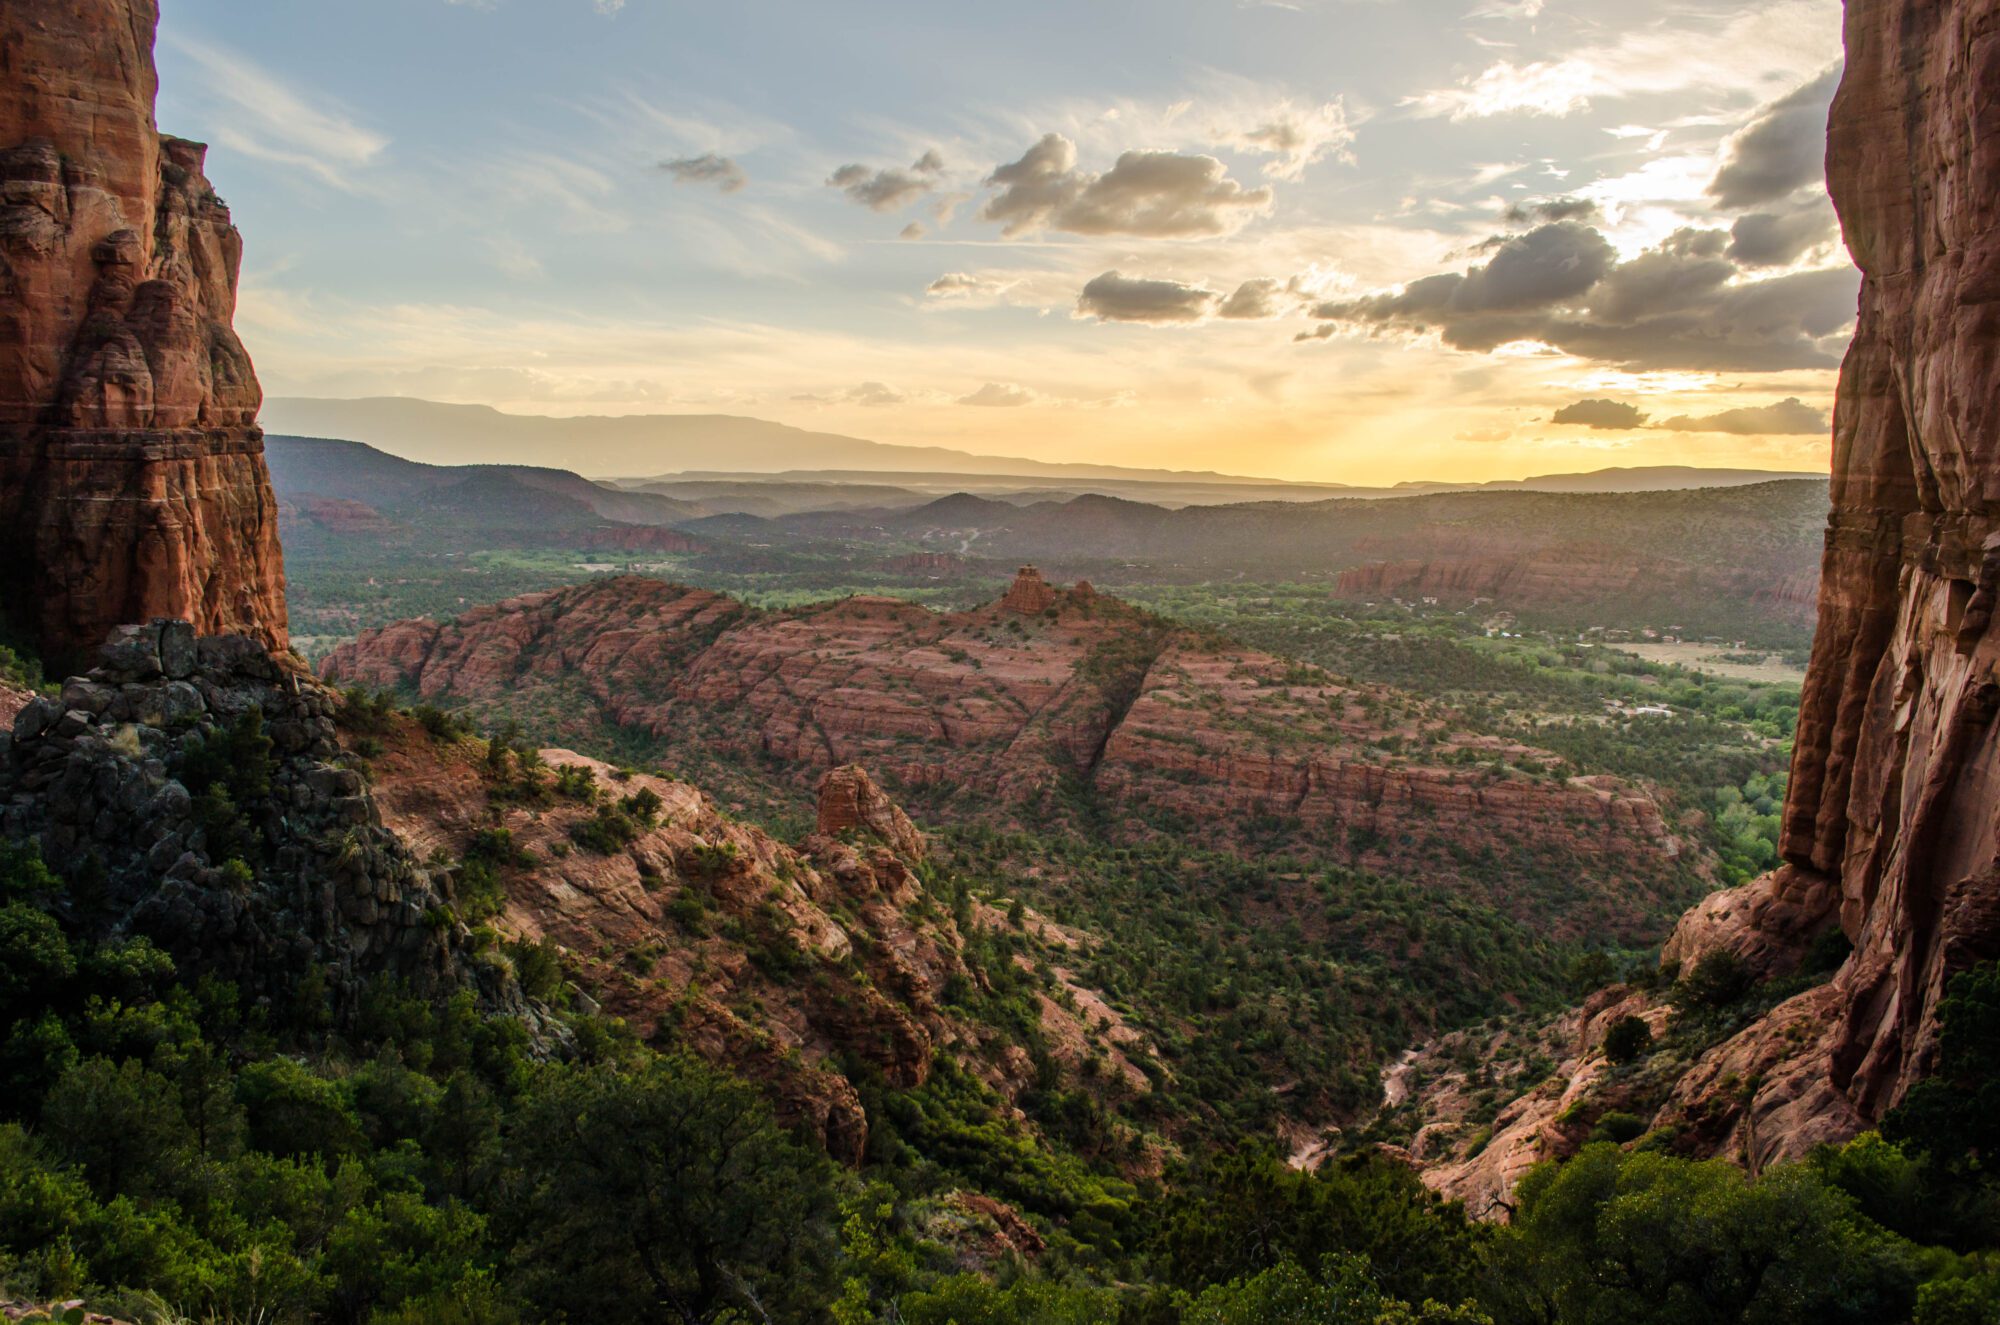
left=156, top=0, right=1852, bottom=484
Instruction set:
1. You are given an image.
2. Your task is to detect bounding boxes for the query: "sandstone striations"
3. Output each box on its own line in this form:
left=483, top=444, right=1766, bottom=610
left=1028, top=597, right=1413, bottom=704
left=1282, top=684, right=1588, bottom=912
left=352, top=719, right=1152, bottom=1163
left=1657, top=0, right=2000, bottom=1162
left=1404, top=0, right=2000, bottom=1194
left=0, top=0, right=287, bottom=664
left=323, top=570, right=1687, bottom=939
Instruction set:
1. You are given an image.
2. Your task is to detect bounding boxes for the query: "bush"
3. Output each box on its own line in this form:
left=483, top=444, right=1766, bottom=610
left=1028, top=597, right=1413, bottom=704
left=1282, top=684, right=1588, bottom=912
left=569, top=805, right=640, bottom=855
left=1671, top=950, right=1754, bottom=1010
left=1602, top=1015, right=1653, bottom=1065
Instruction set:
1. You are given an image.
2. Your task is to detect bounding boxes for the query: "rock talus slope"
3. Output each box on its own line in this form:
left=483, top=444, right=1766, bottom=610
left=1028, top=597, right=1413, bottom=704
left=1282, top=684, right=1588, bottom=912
left=0, top=0, right=287, bottom=662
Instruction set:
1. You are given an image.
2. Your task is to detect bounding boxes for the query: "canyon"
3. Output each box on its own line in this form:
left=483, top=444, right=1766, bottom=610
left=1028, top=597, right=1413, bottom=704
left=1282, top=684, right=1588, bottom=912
left=321, top=569, right=1689, bottom=940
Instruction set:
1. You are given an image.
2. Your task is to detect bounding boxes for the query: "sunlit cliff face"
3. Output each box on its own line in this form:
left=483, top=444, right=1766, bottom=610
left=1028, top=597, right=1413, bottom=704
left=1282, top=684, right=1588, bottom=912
left=163, top=0, right=1845, bottom=483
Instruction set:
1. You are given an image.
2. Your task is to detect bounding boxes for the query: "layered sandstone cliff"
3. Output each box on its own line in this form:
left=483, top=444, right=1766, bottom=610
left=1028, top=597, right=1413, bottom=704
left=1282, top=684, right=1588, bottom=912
left=323, top=571, right=1690, bottom=939
left=0, top=0, right=287, bottom=663
left=1407, top=0, right=2000, bottom=1193
left=1669, top=0, right=2000, bottom=1155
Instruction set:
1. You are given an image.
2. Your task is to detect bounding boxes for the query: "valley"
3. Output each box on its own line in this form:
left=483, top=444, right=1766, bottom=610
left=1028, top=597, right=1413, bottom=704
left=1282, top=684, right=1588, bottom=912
left=7, top=0, right=2000, bottom=1320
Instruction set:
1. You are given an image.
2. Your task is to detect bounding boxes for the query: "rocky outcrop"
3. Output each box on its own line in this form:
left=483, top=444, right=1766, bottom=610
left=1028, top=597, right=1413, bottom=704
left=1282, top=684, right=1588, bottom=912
left=1641, top=0, right=2000, bottom=1166
left=0, top=621, right=497, bottom=1009
left=1001, top=566, right=1057, bottom=614
left=816, top=764, right=927, bottom=861
left=0, top=0, right=287, bottom=664
left=354, top=726, right=1151, bottom=1163
left=1407, top=0, right=2000, bottom=1188
left=322, top=576, right=1687, bottom=927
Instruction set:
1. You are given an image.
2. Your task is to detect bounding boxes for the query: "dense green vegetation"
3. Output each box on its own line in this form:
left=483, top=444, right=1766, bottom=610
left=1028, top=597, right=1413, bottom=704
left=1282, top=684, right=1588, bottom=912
left=9, top=800, right=2000, bottom=1325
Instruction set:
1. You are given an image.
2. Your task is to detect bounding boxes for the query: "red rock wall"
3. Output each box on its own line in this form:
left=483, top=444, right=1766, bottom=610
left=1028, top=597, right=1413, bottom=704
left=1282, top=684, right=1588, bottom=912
left=1784, top=0, right=2000, bottom=1118
left=0, top=0, right=287, bottom=662
left=1666, top=0, right=2000, bottom=1163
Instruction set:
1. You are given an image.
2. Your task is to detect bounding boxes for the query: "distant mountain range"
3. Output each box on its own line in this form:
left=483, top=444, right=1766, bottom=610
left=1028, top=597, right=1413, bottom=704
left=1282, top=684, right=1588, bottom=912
left=263, top=396, right=1823, bottom=499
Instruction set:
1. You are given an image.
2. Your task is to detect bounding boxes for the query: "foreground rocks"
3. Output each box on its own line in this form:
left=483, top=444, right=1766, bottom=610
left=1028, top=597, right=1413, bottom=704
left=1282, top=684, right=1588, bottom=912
left=0, top=620, right=497, bottom=1009
left=0, top=0, right=287, bottom=664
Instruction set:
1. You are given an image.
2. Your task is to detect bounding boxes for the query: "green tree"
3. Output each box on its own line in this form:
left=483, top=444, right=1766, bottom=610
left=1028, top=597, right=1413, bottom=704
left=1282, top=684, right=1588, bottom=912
left=507, top=1055, right=840, bottom=1324
left=1489, top=1144, right=1922, bottom=1325
left=1184, top=1254, right=1492, bottom=1325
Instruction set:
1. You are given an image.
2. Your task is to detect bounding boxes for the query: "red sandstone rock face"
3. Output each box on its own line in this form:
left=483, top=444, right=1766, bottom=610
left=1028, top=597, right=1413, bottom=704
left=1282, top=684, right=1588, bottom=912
left=815, top=764, right=927, bottom=861
left=354, top=717, right=1151, bottom=1162
left=1649, top=0, right=2000, bottom=1164
left=323, top=575, right=1685, bottom=928
left=1407, top=2, right=2000, bottom=1188
left=1001, top=565, right=1057, bottom=614
left=0, top=0, right=287, bottom=663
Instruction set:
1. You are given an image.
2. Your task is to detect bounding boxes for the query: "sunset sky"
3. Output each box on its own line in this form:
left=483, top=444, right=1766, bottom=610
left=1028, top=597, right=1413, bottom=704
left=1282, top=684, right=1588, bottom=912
left=157, top=0, right=1850, bottom=484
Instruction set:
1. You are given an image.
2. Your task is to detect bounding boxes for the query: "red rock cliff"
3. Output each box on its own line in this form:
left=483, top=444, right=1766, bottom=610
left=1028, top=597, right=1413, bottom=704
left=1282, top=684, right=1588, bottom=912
left=0, top=0, right=287, bottom=663
left=1784, top=0, right=2000, bottom=1118
left=1631, top=0, right=2000, bottom=1164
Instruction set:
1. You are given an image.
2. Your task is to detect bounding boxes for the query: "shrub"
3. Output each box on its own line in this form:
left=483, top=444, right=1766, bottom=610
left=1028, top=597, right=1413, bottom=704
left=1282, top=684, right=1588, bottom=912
left=570, top=806, right=640, bottom=855
left=1602, top=1014, right=1654, bottom=1065
left=1671, top=949, right=1753, bottom=1010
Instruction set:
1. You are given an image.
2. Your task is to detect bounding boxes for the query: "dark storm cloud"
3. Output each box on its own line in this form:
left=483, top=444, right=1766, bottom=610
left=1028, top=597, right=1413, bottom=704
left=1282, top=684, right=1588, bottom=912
left=1075, top=270, right=1220, bottom=323
left=1708, top=66, right=1841, bottom=209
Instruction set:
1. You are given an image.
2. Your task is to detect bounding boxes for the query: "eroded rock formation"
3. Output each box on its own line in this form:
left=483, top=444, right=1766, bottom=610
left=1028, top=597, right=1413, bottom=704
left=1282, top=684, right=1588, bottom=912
left=1665, top=0, right=2000, bottom=1158
left=323, top=575, right=1687, bottom=938
left=0, top=622, right=497, bottom=1009
left=0, top=0, right=287, bottom=664
left=1410, top=0, right=2000, bottom=1189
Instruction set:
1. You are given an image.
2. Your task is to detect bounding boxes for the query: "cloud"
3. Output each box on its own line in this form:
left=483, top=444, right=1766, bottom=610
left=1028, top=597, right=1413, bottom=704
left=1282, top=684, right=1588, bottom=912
left=832, top=382, right=907, bottom=406
left=981, top=133, right=1273, bottom=239
left=827, top=157, right=939, bottom=212
left=1726, top=201, right=1840, bottom=267
left=660, top=152, right=746, bottom=193
left=1415, top=3, right=1840, bottom=122
left=1075, top=270, right=1220, bottom=324
left=161, top=34, right=387, bottom=189
left=959, top=382, right=1037, bottom=407
left=900, top=221, right=926, bottom=240
left=1708, top=66, right=1841, bottom=208
left=1502, top=196, right=1601, bottom=226
left=926, top=271, right=1015, bottom=301
left=1655, top=397, right=1829, bottom=434
left=1217, top=278, right=1289, bottom=320
left=1303, top=221, right=1859, bottom=372
left=1230, top=100, right=1355, bottom=181
left=1552, top=399, right=1648, bottom=429
left=1414, top=59, right=1598, bottom=120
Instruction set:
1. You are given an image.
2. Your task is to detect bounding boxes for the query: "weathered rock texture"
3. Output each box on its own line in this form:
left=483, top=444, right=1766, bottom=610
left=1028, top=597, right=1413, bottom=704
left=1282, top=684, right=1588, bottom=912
left=1410, top=0, right=2000, bottom=1191
left=352, top=725, right=1155, bottom=1164
left=0, top=622, right=501, bottom=1010
left=0, top=0, right=287, bottom=663
left=1665, top=0, right=2000, bottom=1162
left=323, top=575, right=1688, bottom=939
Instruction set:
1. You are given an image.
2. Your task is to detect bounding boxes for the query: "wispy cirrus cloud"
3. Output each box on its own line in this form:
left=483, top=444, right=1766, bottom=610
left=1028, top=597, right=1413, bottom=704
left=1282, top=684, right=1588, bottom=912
left=161, top=33, right=387, bottom=189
